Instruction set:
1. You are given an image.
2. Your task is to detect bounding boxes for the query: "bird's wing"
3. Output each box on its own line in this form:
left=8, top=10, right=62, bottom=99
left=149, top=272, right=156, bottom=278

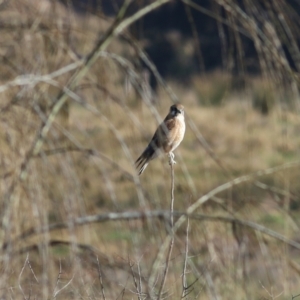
left=135, top=125, right=162, bottom=169
left=156, top=118, right=176, bottom=137
left=165, top=118, right=176, bottom=131
left=155, top=118, right=177, bottom=152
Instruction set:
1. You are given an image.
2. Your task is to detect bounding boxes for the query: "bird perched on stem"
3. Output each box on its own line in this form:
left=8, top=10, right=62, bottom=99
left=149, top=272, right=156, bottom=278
left=135, top=104, right=185, bottom=175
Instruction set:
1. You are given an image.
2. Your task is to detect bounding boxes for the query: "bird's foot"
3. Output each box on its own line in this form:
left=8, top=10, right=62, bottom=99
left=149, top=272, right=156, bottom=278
left=168, top=152, right=176, bottom=165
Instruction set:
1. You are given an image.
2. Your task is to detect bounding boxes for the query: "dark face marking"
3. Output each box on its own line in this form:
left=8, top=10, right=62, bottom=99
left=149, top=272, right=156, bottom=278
left=170, top=105, right=183, bottom=116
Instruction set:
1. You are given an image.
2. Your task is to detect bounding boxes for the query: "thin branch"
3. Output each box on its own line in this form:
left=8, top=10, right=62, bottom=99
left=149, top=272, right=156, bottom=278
left=96, top=256, right=106, bottom=300
left=18, top=253, right=29, bottom=300
left=53, top=274, right=75, bottom=298
left=0, top=60, right=83, bottom=95
left=181, top=218, right=189, bottom=298
left=129, top=261, right=142, bottom=300
left=157, top=163, right=175, bottom=299
left=8, top=209, right=300, bottom=254
left=114, top=0, right=170, bottom=35
left=53, top=260, right=62, bottom=298
left=137, top=260, right=143, bottom=300
left=259, top=281, right=283, bottom=299
left=27, top=259, right=39, bottom=283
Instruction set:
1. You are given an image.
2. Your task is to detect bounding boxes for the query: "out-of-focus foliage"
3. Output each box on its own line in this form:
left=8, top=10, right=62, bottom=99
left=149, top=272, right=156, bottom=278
left=0, top=0, right=300, bottom=299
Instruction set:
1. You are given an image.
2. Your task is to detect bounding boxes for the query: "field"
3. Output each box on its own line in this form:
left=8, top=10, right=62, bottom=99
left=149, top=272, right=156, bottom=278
left=1, top=0, right=300, bottom=299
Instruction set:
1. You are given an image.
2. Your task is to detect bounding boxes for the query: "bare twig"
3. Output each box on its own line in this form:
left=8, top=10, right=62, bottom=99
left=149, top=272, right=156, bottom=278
left=96, top=256, right=106, bottom=300
left=156, top=162, right=175, bottom=299
left=8, top=213, right=300, bottom=255
left=259, top=281, right=283, bottom=300
left=137, top=260, right=143, bottom=299
left=53, top=260, right=62, bottom=297
left=27, top=258, right=39, bottom=283
left=53, top=274, right=75, bottom=298
left=181, top=218, right=189, bottom=298
left=18, top=253, right=29, bottom=300
left=0, top=60, right=83, bottom=95
left=8, top=210, right=300, bottom=254
left=129, top=260, right=142, bottom=300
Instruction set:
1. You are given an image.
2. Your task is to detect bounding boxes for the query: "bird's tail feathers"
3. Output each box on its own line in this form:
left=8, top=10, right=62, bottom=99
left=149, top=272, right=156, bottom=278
left=135, top=153, right=149, bottom=175
left=135, top=146, right=154, bottom=175
left=137, top=162, right=148, bottom=175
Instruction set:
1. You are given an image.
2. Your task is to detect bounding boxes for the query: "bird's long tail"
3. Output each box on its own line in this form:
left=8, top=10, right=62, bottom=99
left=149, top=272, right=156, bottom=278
left=135, top=146, right=154, bottom=175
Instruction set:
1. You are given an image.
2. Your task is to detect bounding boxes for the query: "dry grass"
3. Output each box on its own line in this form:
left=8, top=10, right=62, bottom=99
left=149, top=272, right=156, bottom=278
left=1, top=0, right=300, bottom=299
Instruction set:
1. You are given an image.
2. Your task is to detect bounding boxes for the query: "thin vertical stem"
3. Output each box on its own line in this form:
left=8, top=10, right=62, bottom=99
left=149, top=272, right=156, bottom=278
left=181, top=217, right=189, bottom=298
left=96, top=256, right=106, bottom=300
left=170, top=162, right=175, bottom=228
left=157, top=163, right=175, bottom=299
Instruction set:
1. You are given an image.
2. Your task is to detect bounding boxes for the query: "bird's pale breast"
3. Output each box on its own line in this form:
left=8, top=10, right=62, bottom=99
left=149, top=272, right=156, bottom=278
left=165, top=114, right=185, bottom=153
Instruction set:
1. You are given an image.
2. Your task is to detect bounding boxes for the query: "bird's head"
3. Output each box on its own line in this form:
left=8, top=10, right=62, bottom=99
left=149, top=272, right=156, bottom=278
left=170, top=104, right=184, bottom=117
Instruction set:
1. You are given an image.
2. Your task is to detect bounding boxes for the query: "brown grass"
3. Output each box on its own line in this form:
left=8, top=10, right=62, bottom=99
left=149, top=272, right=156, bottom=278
left=1, top=0, right=300, bottom=299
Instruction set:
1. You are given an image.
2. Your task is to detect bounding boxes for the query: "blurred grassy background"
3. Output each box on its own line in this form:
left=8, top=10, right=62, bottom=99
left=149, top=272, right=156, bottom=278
left=1, top=0, right=300, bottom=299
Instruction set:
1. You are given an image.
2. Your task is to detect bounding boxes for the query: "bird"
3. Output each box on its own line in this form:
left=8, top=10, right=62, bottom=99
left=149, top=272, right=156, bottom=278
left=135, top=104, right=185, bottom=175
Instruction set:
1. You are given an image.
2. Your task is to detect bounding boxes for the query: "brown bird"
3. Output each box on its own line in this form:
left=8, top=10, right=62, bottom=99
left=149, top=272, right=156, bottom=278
left=135, top=104, right=185, bottom=175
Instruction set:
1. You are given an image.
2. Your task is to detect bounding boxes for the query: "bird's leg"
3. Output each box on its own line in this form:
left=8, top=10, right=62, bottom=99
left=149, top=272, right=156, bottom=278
left=168, top=152, right=176, bottom=165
